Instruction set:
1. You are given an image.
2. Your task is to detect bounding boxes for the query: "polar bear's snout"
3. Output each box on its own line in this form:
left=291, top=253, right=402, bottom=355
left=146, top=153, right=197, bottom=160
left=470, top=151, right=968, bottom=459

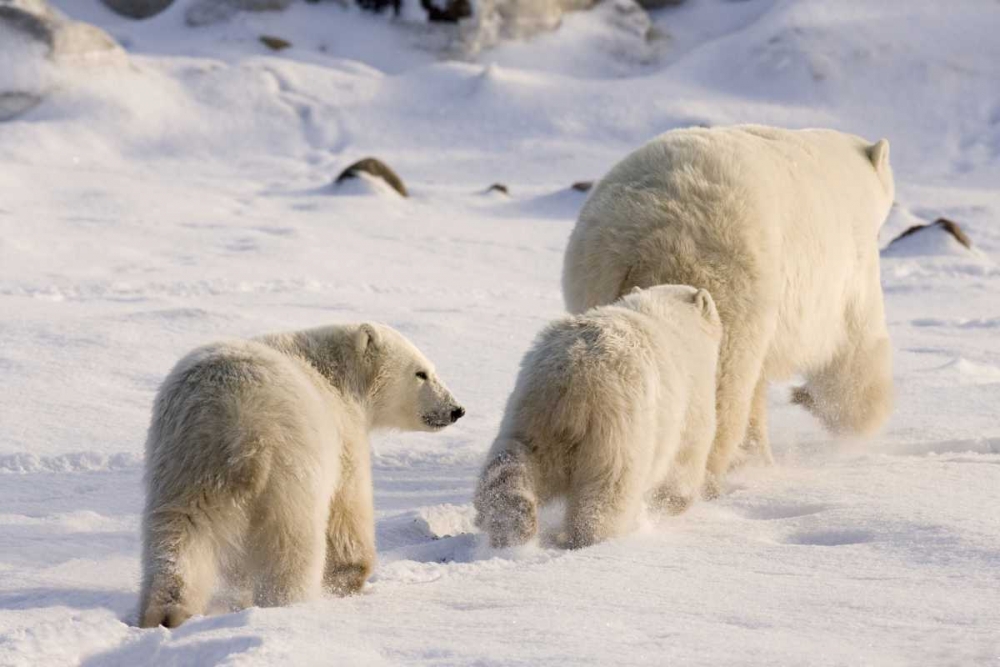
left=420, top=397, right=465, bottom=429
left=414, top=372, right=465, bottom=430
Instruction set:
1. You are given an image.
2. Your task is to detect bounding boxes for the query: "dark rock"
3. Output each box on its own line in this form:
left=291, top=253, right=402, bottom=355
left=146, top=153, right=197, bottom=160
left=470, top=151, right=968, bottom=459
left=0, top=1, right=124, bottom=62
left=889, top=217, right=972, bottom=251
left=421, top=0, right=471, bottom=22
left=99, top=0, right=174, bottom=19
left=185, top=0, right=292, bottom=26
left=260, top=34, right=291, bottom=51
left=636, top=0, right=685, bottom=8
left=0, top=4, right=55, bottom=47
left=571, top=181, right=594, bottom=192
left=0, top=91, right=43, bottom=121
left=335, top=158, right=408, bottom=197
left=355, top=0, right=400, bottom=14
left=487, top=183, right=509, bottom=195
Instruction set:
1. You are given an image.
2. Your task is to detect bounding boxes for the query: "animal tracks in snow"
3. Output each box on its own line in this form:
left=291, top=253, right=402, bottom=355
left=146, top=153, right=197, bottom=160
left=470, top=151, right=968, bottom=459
left=782, top=529, right=875, bottom=547
left=732, top=502, right=832, bottom=522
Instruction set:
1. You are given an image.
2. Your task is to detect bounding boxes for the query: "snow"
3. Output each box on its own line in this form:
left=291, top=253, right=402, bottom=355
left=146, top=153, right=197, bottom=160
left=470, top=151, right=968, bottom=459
left=1, top=0, right=999, bottom=664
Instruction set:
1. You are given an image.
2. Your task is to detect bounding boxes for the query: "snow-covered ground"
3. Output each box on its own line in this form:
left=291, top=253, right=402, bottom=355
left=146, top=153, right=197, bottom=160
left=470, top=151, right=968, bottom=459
left=2, top=0, right=999, bottom=664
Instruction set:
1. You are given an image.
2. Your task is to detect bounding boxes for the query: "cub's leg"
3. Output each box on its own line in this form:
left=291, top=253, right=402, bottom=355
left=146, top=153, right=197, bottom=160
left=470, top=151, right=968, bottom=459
left=139, top=506, right=220, bottom=628
left=650, top=404, right=715, bottom=516
left=323, top=452, right=376, bottom=596
left=474, top=442, right=539, bottom=548
left=247, top=478, right=327, bottom=608
left=565, top=430, right=643, bottom=548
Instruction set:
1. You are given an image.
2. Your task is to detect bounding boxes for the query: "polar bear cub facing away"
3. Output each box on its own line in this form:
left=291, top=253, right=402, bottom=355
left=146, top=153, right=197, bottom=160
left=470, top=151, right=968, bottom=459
left=139, top=323, right=464, bottom=628
left=475, top=285, right=721, bottom=549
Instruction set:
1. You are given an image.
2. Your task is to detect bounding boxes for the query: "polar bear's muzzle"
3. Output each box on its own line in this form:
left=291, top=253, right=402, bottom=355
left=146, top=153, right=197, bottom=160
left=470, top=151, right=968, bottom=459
left=422, top=405, right=465, bottom=429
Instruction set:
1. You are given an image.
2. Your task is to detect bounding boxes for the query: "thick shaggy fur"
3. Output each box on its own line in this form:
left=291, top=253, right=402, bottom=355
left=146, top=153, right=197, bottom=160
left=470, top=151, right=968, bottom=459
left=138, top=323, right=463, bottom=628
left=475, top=285, right=722, bottom=548
left=562, top=125, right=895, bottom=486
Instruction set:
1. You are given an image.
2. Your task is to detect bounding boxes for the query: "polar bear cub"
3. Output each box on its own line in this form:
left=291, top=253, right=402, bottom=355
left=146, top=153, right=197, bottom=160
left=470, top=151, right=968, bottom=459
left=139, top=323, right=464, bottom=628
left=475, top=285, right=722, bottom=549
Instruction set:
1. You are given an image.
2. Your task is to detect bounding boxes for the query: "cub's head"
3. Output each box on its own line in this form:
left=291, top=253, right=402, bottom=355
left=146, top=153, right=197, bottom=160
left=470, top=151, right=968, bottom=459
left=624, top=284, right=722, bottom=337
left=354, top=323, right=465, bottom=432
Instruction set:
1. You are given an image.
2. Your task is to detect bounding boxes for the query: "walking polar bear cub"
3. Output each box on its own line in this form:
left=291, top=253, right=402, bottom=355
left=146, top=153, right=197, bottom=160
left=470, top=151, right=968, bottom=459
left=139, top=323, right=463, bottom=628
left=563, top=125, right=896, bottom=487
left=475, top=285, right=722, bottom=548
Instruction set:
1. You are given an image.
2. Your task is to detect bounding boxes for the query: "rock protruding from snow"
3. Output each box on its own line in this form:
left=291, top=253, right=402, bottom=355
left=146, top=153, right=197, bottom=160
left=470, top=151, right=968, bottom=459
left=0, top=0, right=124, bottom=63
left=185, top=0, right=292, bottom=27
left=421, top=0, right=472, bottom=22
left=355, top=0, right=399, bottom=14
left=0, top=0, right=126, bottom=120
left=456, top=0, right=652, bottom=59
left=99, top=0, right=174, bottom=19
left=335, top=158, right=409, bottom=197
left=636, top=0, right=684, bottom=8
left=883, top=218, right=975, bottom=257
left=259, top=34, right=291, bottom=50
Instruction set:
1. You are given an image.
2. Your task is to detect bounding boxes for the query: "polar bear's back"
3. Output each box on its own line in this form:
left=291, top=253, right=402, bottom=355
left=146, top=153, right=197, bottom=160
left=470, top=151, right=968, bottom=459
left=523, top=309, right=654, bottom=425
left=145, top=340, right=341, bottom=507
left=564, top=126, right=890, bottom=318
left=563, top=125, right=893, bottom=375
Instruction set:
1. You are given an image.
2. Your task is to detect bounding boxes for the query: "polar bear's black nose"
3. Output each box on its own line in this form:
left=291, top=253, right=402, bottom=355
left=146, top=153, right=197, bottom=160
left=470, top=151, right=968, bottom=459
left=450, top=406, right=466, bottom=423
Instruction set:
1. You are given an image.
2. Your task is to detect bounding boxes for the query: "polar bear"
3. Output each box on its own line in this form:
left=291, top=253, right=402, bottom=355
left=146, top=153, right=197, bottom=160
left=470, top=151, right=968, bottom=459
left=562, top=125, right=895, bottom=488
left=474, top=285, right=721, bottom=549
left=138, top=323, right=464, bottom=628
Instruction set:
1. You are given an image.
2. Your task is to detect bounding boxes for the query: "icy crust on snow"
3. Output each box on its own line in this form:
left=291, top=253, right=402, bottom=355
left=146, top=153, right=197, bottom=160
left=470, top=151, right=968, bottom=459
left=1, top=0, right=1000, bottom=665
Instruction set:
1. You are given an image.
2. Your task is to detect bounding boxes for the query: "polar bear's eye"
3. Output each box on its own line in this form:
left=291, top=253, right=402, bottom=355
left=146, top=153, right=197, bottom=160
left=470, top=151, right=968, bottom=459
left=415, top=371, right=428, bottom=381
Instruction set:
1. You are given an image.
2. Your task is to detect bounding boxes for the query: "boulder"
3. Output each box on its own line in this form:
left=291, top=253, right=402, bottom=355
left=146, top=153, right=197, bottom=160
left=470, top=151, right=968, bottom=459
left=421, top=0, right=472, bottom=22
left=354, top=0, right=400, bottom=13
left=259, top=34, right=292, bottom=51
left=636, top=0, right=684, bottom=8
left=0, top=0, right=126, bottom=120
left=0, top=91, right=42, bottom=121
left=185, top=0, right=293, bottom=27
left=99, top=0, right=174, bottom=19
left=0, top=0, right=125, bottom=63
left=883, top=218, right=975, bottom=257
left=335, top=158, right=408, bottom=198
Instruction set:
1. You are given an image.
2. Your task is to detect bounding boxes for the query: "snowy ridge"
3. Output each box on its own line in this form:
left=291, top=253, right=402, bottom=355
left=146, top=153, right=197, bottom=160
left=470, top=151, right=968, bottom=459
left=0, top=451, right=140, bottom=474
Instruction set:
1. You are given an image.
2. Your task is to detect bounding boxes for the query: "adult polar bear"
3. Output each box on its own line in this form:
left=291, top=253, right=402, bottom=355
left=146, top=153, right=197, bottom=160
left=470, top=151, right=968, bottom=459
left=139, top=323, right=464, bottom=628
left=563, top=125, right=895, bottom=486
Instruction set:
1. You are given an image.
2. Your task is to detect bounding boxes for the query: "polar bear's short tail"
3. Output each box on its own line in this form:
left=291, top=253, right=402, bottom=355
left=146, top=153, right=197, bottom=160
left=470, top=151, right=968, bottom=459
left=474, top=442, right=538, bottom=549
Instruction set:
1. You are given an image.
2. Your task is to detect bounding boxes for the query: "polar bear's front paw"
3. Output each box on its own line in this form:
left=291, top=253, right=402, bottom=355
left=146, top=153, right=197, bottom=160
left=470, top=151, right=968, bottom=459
left=323, top=561, right=372, bottom=596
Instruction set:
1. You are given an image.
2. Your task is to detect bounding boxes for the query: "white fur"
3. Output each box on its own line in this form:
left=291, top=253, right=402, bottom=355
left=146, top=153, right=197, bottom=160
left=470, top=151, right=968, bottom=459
left=562, top=125, right=895, bottom=487
left=474, top=285, right=722, bottom=548
left=138, top=323, right=462, bottom=628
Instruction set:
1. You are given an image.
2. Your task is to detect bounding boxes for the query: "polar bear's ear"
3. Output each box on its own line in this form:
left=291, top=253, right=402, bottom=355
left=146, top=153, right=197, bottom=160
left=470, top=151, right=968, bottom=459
left=629, top=286, right=643, bottom=295
left=355, top=323, right=381, bottom=355
left=867, top=139, right=890, bottom=177
left=694, top=289, right=717, bottom=320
